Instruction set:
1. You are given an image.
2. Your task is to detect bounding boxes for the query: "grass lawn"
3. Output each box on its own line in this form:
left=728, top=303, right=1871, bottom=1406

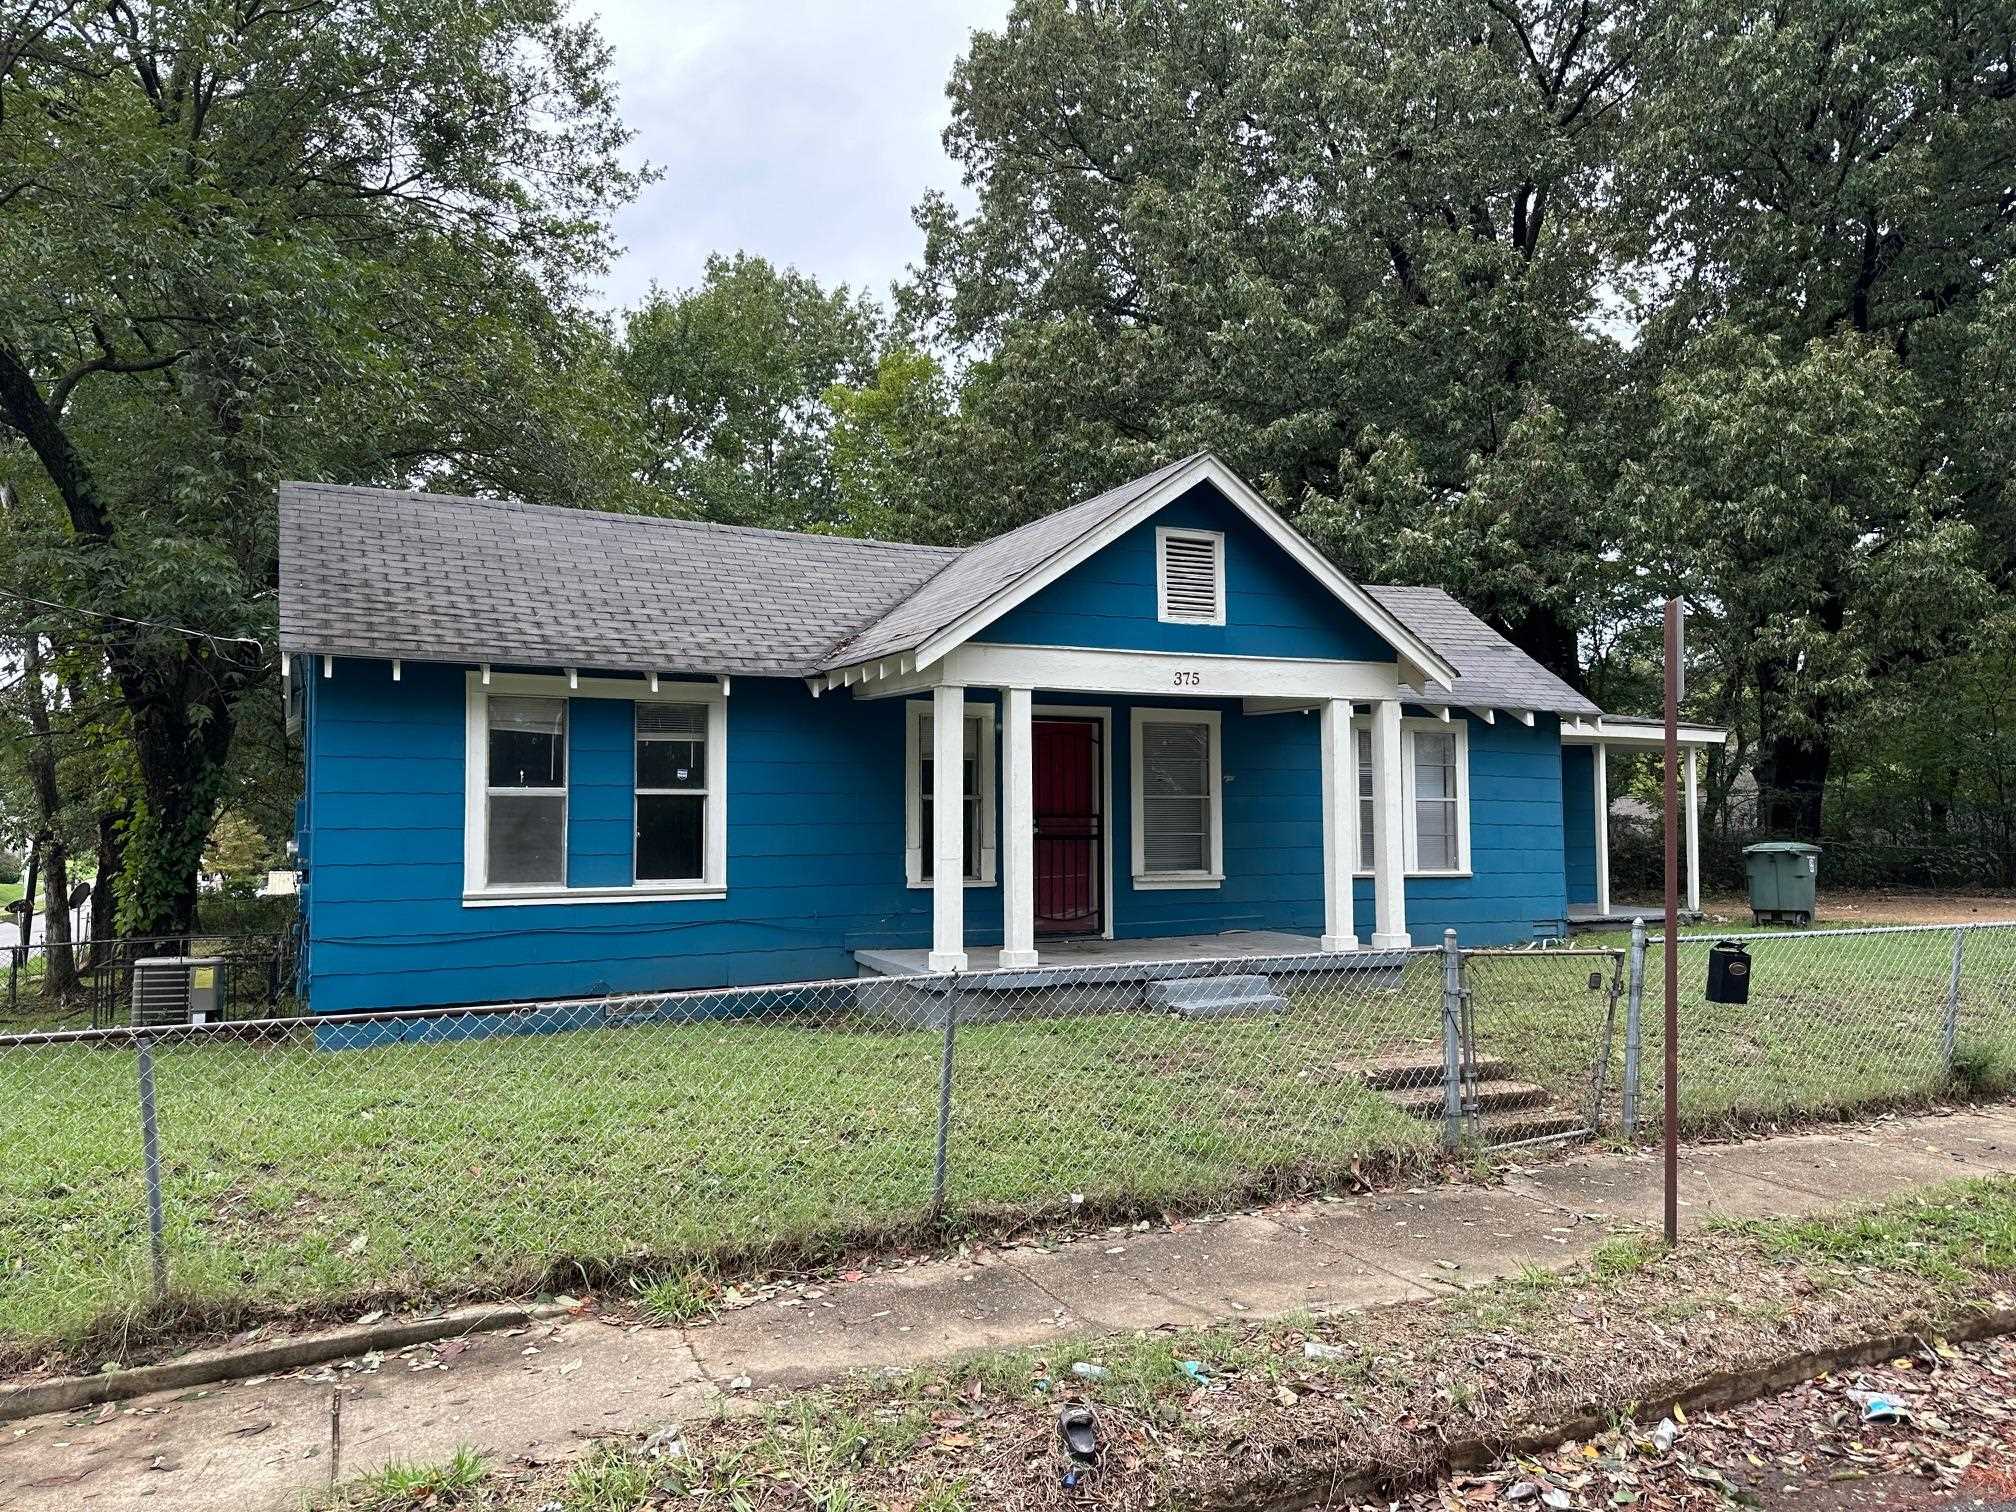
left=5, top=925, right=2014, bottom=1363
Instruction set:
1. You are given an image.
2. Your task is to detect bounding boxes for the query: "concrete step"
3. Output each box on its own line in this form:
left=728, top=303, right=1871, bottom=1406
left=1358, top=1053, right=1513, bottom=1091
left=1467, top=1106, right=1587, bottom=1144
left=1390, top=1080, right=1553, bottom=1118
left=1146, top=975, right=1288, bottom=1020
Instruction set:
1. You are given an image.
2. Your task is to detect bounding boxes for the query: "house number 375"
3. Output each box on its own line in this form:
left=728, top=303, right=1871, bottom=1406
left=1172, top=670, right=1201, bottom=687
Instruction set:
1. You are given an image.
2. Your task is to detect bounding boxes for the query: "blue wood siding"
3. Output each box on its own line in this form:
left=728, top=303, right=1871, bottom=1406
left=299, top=662, right=1570, bottom=1012
left=567, top=697, right=634, bottom=888
left=975, top=482, right=1396, bottom=661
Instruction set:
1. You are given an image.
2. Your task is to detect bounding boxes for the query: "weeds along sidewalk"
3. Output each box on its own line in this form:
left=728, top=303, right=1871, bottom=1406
left=315, top=1173, right=2016, bottom=1512
left=9, top=1109, right=2016, bottom=1512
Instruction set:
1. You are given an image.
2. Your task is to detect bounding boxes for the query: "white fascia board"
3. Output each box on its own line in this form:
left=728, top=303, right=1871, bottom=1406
left=855, top=643, right=1403, bottom=703
left=1561, top=720, right=1730, bottom=749
left=907, top=454, right=1460, bottom=689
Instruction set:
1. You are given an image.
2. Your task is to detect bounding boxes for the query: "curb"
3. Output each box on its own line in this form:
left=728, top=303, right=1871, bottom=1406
left=0, top=1301, right=577, bottom=1424
left=1231, top=1304, right=2016, bottom=1512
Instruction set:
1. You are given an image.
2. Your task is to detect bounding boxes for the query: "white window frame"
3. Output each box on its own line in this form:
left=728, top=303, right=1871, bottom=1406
left=1154, top=526, right=1226, bottom=626
left=463, top=671, right=727, bottom=906
left=1352, top=714, right=1471, bottom=878
left=634, top=702, right=717, bottom=885
left=904, top=699, right=998, bottom=889
left=1129, top=706, right=1224, bottom=889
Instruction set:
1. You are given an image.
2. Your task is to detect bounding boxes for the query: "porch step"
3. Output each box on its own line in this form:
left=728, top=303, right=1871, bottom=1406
left=1146, top=974, right=1288, bottom=1020
left=1357, top=1053, right=1513, bottom=1092
left=1389, top=1080, right=1553, bottom=1118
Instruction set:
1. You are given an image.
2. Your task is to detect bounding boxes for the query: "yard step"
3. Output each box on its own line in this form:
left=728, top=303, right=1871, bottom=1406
left=1388, top=1079, right=1553, bottom=1118
left=1146, top=974, right=1288, bottom=1019
left=1465, top=1106, right=1587, bottom=1144
left=1357, top=1053, right=1513, bottom=1091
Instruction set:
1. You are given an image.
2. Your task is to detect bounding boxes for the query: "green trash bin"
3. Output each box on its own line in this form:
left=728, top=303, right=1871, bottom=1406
left=1743, top=841, right=1822, bottom=926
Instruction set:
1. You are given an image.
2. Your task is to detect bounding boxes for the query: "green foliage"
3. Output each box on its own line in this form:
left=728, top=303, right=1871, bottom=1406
left=618, top=253, right=881, bottom=529
left=0, top=0, right=648, bottom=931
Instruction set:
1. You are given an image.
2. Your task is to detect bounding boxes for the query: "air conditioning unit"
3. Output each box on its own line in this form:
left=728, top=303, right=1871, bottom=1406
left=132, top=957, right=227, bottom=1027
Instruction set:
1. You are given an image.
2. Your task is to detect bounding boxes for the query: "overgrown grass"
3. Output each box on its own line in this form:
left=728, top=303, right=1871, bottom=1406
left=0, top=987, right=1439, bottom=1357
left=6, top=926, right=2014, bottom=1363
left=1721, top=1175, right=2016, bottom=1292
left=320, top=1447, right=487, bottom=1509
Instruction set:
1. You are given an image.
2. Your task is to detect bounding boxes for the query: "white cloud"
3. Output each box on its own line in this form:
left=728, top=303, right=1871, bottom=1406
left=582, top=0, right=1010, bottom=312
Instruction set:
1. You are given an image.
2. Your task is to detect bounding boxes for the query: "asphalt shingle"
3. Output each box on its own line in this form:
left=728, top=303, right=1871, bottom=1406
left=1367, top=586, right=1601, bottom=717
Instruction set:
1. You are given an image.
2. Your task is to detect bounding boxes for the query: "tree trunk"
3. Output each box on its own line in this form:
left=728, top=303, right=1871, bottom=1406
left=37, top=836, right=77, bottom=999
left=19, top=636, right=80, bottom=995
left=89, top=807, right=127, bottom=969
left=1757, top=732, right=1831, bottom=838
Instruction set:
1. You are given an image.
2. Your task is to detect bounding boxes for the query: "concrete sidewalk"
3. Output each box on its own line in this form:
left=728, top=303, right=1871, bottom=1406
left=10, top=1107, right=2016, bottom=1512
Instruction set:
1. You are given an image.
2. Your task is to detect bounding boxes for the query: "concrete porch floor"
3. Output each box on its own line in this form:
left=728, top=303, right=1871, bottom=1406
left=1566, top=903, right=1705, bottom=930
left=854, top=929, right=1327, bottom=978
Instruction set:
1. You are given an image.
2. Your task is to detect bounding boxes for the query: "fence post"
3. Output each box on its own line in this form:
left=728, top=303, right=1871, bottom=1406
left=1440, top=928, right=1465, bottom=1148
left=136, top=1035, right=168, bottom=1300
left=930, top=981, right=957, bottom=1221
left=1622, top=918, right=1647, bottom=1137
left=1943, top=926, right=1966, bottom=1072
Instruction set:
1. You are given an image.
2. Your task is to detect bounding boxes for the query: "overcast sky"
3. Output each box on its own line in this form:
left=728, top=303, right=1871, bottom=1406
left=586, top=1, right=1012, bottom=314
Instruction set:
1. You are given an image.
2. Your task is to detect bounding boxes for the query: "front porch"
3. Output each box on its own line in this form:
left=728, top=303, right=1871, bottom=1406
left=854, top=928, right=1328, bottom=978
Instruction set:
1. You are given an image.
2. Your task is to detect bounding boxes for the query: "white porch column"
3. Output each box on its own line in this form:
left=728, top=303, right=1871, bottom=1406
left=1593, top=742, right=1612, bottom=919
left=928, top=683, right=969, bottom=973
left=999, top=687, right=1038, bottom=968
left=1319, top=698, right=1358, bottom=951
left=1370, top=698, right=1410, bottom=949
left=1684, top=745, right=1701, bottom=914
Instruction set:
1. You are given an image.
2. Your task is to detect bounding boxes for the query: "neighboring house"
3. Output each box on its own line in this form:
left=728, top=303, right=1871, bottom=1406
left=277, top=454, right=1723, bottom=1014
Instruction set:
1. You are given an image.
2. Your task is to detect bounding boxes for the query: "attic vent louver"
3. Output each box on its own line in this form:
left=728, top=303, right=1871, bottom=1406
left=1157, top=528, right=1224, bottom=625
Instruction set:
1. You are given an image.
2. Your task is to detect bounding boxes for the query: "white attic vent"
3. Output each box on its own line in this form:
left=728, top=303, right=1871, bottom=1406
left=1156, top=527, right=1225, bottom=625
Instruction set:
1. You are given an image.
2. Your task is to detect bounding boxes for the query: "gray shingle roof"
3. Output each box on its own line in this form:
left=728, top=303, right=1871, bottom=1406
left=277, top=482, right=958, bottom=677
left=1367, top=586, right=1601, bottom=717
left=277, top=472, right=1602, bottom=717
left=818, top=453, right=1206, bottom=670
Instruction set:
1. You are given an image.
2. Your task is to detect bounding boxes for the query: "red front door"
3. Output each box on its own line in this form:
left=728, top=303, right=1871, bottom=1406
left=1034, top=719, right=1103, bottom=936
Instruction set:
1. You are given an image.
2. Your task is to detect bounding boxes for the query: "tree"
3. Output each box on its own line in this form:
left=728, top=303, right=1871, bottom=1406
left=905, top=0, right=1648, bottom=678
left=1625, top=0, right=2016, bottom=827
left=1628, top=327, right=1991, bottom=835
left=0, top=0, right=645, bottom=934
left=619, top=254, right=881, bottom=529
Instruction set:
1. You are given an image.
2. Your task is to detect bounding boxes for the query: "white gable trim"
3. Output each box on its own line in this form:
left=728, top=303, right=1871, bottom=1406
left=906, top=454, right=1459, bottom=690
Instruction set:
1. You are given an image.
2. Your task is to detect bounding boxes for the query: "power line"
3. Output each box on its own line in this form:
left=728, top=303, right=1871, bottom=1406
left=0, top=590, right=264, bottom=651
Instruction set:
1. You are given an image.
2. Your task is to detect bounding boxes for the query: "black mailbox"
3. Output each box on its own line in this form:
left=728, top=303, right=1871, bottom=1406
left=1707, top=940, right=1751, bottom=1004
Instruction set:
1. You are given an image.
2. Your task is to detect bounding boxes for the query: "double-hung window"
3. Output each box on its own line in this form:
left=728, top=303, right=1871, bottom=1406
left=466, top=672, right=728, bottom=904
left=484, top=696, right=568, bottom=886
left=1354, top=716, right=1470, bottom=876
left=636, top=703, right=710, bottom=881
left=905, top=703, right=997, bottom=887
left=1131, top=708, right=1223, bottom=887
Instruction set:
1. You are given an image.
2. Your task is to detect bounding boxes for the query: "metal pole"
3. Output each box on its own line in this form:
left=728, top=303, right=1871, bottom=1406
left=1662, top=598, right=1681, bottom=1247
left=136, top=1036, right=168, bottom=1299
left=1441, top=928, right=1465, bottom=1148
left=1943, top=926, right=1966, bottom=1072
left=930, top=984, right=957, bottom=1220
left=1623, top=917, right=1647, bottom=1136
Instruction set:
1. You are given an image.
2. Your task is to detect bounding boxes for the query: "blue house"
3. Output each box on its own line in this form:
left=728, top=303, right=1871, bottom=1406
left=278, top=454, right=1722, bottom=1014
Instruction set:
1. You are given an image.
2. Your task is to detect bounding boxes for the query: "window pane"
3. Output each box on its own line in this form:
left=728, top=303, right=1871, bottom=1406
left=1142, top=722, right=1209, bottom=797
left=638, top=738, right=705, bottom=789
left=1356, top=728, right=1374, bottom=868
left=1145, top=830, right=1207, bottom=872
left=487, top=793, right=565, bottom=884
left=638, top=794, right=705, bottom=881
left=488, top=697, right=565, bottom=788
left=1417, top=802, right=1458, bottom=870
left=1360, top=801, right=1376, bottom=869
left=1414, top=732, right=1456, bottom=799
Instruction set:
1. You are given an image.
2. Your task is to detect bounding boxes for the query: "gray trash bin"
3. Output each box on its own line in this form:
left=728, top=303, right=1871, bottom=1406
left=1742, top=842, right=1821, bottom=926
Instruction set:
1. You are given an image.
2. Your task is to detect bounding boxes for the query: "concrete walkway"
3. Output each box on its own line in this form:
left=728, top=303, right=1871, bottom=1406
left=10, top=1107, right=2016, bottom=1512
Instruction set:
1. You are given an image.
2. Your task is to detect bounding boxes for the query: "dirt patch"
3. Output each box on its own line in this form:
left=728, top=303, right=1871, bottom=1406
left=1699, top=890, right=2016, bottom=928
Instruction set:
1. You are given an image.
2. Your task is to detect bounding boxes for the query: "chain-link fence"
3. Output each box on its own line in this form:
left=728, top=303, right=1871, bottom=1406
left=3, top=921, right=2012, bottom=1362
left=0, top=932, right=296, bottom=1033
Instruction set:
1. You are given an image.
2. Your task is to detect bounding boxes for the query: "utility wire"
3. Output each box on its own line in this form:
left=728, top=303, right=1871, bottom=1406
left=0, top=589, right=264, bottom=650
